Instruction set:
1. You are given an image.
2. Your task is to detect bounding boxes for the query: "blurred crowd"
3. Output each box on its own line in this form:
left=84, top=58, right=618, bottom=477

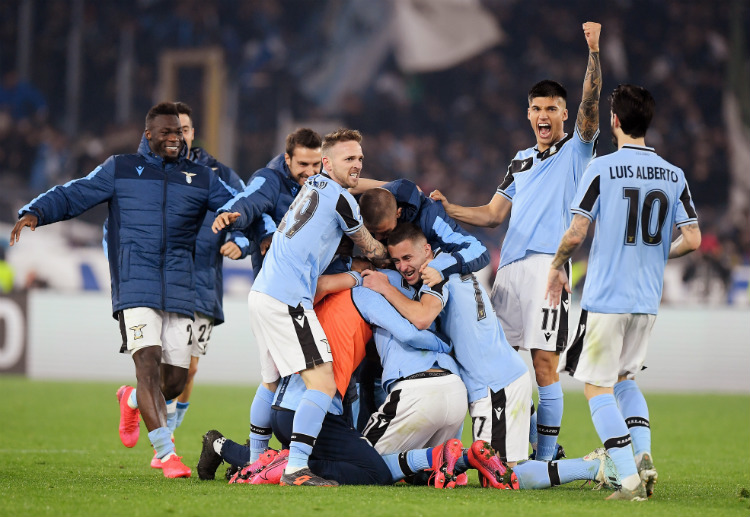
left=0, top=0, right=747, bottom=303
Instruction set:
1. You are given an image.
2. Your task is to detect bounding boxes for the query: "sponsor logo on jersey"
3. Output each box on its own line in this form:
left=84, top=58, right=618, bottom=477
left=135, top=166, right=144, bottom=176
left=494, top=407, right=504, bottom=420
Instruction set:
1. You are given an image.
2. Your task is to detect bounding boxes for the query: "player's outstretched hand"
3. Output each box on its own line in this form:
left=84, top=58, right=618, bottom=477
left=545, top=267, right=571, bottom=309
left=10, top=213, right=38, bottom=246
left=220, top=241, right=242, bottom=260
left=361, top=269, right=390, bottom=294
left=582, top=21, right=601, bottom=52
left=419, top=264, right=443, bottom=287
left=212, top=212, right=240, bottom=234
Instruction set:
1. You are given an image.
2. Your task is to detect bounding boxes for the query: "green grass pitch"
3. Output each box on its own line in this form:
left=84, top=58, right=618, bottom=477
left=0, top=376, right=748, bottom=517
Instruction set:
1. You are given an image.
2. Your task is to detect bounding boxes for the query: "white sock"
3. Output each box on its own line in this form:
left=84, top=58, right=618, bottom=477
left=161, top=451, right=177, bottom=463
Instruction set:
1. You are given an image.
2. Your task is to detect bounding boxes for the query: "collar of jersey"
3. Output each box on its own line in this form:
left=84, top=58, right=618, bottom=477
left=533, top=132, right=573, bottom=161
left=621, top=144, right=656, bottom=153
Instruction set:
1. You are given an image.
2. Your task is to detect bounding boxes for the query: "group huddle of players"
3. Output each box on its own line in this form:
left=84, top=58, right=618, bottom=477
left=12, top=20, right=700, bottom=501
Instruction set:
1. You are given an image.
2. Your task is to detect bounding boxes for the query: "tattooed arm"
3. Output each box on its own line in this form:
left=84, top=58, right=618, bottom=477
left=349, top=226, right=389, bottom=266
left=546, top=214, right=591, bottom=307
left=576, top=22, right=602, bottom=143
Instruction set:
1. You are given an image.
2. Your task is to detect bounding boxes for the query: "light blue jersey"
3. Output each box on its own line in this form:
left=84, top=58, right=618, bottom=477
left=375, top=269, right=460, bottom=394
left=418, top=261, right=529, bottom=403
left=497, top=127, right=598, bottom=269
left=572, top=145, right=698, bottom=314
left=251, top=173, right=362, bottom=309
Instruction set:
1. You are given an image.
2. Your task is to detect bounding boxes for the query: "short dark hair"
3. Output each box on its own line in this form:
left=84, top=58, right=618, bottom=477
left=286, top=128, right=322, bottom=157
left=387, top=222, right=426, bottom=248
left=528, top=80, right=567, bottom=103
left=360, top=188, right=397, bottom=226
left=174, top=101, right=193, bottom=124
left=321, top=128, right=362, bottom=156
left=145, top=102, right=179, bottom=127
left=610, top=84, right=655, bottom=138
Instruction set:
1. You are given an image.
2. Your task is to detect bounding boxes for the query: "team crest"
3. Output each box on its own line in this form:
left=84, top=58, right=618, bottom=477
left=129, top=324, right=147, bottom=340
left=182, top=171, right=197, bottom=184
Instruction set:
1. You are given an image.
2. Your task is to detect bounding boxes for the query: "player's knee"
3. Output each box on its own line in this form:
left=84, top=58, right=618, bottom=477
left=301, top=362, right=336, bottom=397
left=161, top=365, right=189, bottom=400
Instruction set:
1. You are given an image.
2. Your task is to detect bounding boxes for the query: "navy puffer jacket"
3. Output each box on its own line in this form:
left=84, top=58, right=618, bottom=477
left=189, top=147, right=247, bottom=324
left=19, top=135, right=236, bottom=318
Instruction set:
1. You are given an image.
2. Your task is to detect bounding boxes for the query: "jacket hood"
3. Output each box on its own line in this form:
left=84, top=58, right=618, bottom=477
left=189, top=146, right=218, bottom=168
left=266, top=153, right=303, bottom=195
left=393, top=179, right=422, bottom=223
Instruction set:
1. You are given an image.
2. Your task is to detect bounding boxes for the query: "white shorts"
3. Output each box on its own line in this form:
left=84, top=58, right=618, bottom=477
left=362, top=373, right=468, bottom=455
left=188, top=312, right=215, bottom=357
left=118, top=307, right=191, bottom=368
left=491, top=254, right=570, bottom=352
left=247, top=290, right=332, bottom=384
left=469, top=371, right=532, bottom=463
left=559, top=311, right=656, bottom=387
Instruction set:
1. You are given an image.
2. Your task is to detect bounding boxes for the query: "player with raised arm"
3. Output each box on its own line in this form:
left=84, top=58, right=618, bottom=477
left=546, top=84, right=701, bottom=501
left=430, top=22, right=602, bottom=461
left=221, top=129, right=387, bottom=486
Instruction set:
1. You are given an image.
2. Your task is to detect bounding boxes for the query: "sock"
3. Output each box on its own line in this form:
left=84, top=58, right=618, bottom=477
left=536, top=382, right=563, bottom=460
left=174, top=402, right=190, bottom=430
left=149, top=426, right=175, bottom=459
left=454, top=451, right=470, bottom=475
left=513, top=457, right=596, bottom=489
left=249, top=385, right=275, bottom=463
left=166, top=399, right=177, bottom=433
left=220, top=439, right=251, bottom=467
left=382, top=449, right=431, bottom=483
left=529, top=400, right=538, bottom=455
left=614, top=380, right=651, bottom=459
left=128, top=388, right=138, bottom=409
left=514, top=460, right=553, bottom=489
left=286, top=389, right=331, bottom=471
left=589, top=393, right=639, bottom=489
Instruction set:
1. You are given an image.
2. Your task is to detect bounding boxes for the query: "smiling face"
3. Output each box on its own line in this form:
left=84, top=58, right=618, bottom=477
left=146, top=114, right=183, bottom=161
left=322, top=139, right=363, bottom=189
left=285, top=145, right=322, bottom=186
left=528, top=96, right=568, bottom=151
left=388, top=237, right=432, bottom=286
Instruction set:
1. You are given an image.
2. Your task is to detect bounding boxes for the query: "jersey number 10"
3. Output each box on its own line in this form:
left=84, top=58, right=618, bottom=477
left=622, top=188, right=669, bottom=246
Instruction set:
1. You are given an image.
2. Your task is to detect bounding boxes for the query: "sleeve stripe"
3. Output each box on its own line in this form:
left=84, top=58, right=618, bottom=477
left=336, top=194, right=362, bottom=232
left=577, top=175, right=600, bottom=212
left=571, top=208, right=594, bottom=222
left=679, top=185, right=698, bottom=220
